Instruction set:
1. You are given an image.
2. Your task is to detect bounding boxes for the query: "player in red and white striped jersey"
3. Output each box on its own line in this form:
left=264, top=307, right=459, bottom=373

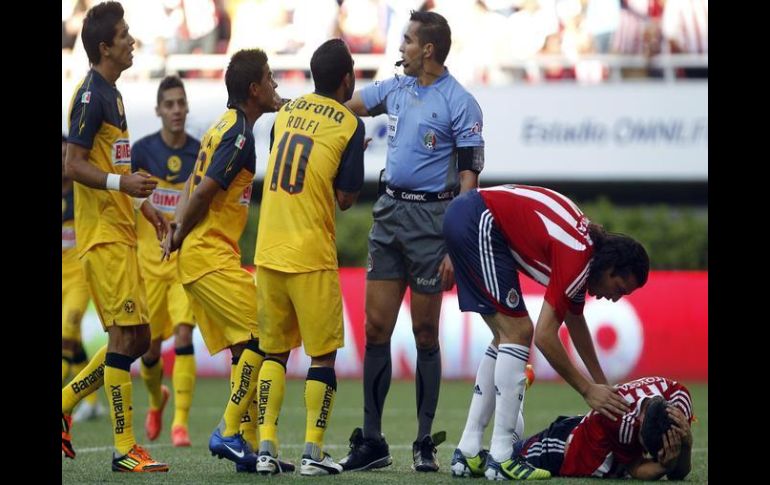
left=514, top=376, right=693, bottom=480
left=445, top=185, right=649, bottom=480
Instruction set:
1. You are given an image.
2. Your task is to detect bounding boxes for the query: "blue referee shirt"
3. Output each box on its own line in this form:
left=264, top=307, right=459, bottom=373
left=361, top=69, right=484, bottom=192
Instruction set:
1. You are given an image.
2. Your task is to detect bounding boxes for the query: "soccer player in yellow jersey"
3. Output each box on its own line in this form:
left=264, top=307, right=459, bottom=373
left=162, top=48, right=291, bottom=474
left=132, top=76, right=199, bottom=447
left=62, top=1, right=170, bottom=473
left=254, top=39, right=365, bottom=476
left=62, top=134, right=106, bottom=423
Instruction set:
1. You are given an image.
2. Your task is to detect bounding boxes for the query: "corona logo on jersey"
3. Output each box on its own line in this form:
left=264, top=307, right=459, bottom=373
left=239, top=183, right=252, bottom=206
left=112, top=138, right=131, bottom=168
left=150, top=187, right=182, bottom=214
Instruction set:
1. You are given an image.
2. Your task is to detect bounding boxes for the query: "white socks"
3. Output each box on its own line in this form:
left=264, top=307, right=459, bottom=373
left=489, top=343, right=530, bottom=462
left=457, top=345, right=498, bottom=456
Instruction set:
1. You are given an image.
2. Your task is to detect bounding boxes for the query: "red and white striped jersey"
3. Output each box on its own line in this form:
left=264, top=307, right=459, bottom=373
left=478, top=184, right=593, bottom=321
left=560, top=376, right=693, bottom=477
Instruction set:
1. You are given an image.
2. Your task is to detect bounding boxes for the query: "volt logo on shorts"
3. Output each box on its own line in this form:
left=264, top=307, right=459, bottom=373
left=505, top=288, right=520, bottom=308
left=112, top=138, right=131, bottom=167
left=416, top=276, right=438, bottom=287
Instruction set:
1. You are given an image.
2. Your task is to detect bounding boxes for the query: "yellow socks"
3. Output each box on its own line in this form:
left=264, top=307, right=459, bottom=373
left=222, top=341, right=264, bottom=437
left=304, top=366, right=337, bottom=448
left=256, top=359, right=286, bottom=446
left=62, top=344, right=107, bottom=414
left=105, top=352, right=136, bottom=455
left=140, top=355, right=164, bottom=410
left=171, top=345, right=196, bottom=429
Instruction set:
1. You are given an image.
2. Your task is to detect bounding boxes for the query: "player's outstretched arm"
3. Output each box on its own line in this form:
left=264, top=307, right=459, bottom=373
left=564, top=311, right=609, bottom=385
left=534, top=302, right=629, bottom=420
left=174, top=175, right=194, bottom=228
left=66, top=143, right=157, bottom=197
left=139, top=200, right=170, bottom=241
left=345, top=91, right=370, bottom=117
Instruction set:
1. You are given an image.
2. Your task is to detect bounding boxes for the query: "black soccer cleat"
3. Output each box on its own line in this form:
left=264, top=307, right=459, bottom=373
left=338, top=427, right=393, bottom=471
left=412, top=430, right=446, bottom=472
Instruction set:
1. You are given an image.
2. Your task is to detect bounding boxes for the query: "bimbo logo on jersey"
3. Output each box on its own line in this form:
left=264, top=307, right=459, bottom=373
left=112, top=139, right=131, bottom=167
left=150, top=188, right=182, bottom=214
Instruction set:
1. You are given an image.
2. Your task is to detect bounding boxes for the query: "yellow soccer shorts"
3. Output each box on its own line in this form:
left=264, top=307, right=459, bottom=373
left=183, top=265, right=258, bottom=355
left=145, top=275, right=196, bottom=341
left=256, top=266, right=344, bottom=357
left=62, top=259, right=90, bottom=341
left=81, top=242, right=148, bottom=328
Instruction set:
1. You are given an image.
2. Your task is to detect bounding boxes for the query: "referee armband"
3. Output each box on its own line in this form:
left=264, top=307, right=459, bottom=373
left=457, top=146, right=484, bottom=174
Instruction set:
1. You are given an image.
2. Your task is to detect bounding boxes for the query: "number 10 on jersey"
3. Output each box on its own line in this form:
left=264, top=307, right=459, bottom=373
left=269, top=132, right=314, bottom=195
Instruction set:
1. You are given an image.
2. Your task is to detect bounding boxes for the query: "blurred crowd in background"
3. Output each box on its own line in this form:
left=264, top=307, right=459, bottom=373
left=62, top=0, right=707, bottom=84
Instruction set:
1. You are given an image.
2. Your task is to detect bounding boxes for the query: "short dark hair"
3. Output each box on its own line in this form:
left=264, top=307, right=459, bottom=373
left=81, top=1, right=125, bottom=66
left=640, top=396, right=673, bottom=460
left=311, top=39, right=353, bottom=95
left=409, top=10, right=452, bottom=64
left=588, top=223, right=650, bottom=288
left=157, top=75, right=186, bottom=105
left=225, top=49, right=268, bottom=107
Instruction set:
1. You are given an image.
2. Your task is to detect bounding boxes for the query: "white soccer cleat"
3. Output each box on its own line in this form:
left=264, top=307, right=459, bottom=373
left=300, top=452, right=343, bottom=476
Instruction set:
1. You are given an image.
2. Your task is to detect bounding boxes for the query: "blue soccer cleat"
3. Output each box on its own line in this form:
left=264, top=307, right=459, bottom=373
left=209, top=427, right=257, bottom=466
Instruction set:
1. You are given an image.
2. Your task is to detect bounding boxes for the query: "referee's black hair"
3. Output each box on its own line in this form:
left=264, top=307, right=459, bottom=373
left=409, top=10, right=452, bottom=64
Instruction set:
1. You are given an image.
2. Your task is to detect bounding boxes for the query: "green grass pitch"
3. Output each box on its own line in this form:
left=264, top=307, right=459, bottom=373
left=63, top=379, right=707, bottom=483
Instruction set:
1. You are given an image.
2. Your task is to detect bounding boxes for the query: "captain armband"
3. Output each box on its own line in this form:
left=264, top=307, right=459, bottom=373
left=457, top=146, right=485, bottom=174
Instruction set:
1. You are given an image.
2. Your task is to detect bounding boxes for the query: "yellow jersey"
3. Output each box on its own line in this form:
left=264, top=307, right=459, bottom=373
left=67, top=69, right=136, bottom=257
left=178, top=108, right=256, bottom=284
left=255, top=93, right=365, bottom=272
